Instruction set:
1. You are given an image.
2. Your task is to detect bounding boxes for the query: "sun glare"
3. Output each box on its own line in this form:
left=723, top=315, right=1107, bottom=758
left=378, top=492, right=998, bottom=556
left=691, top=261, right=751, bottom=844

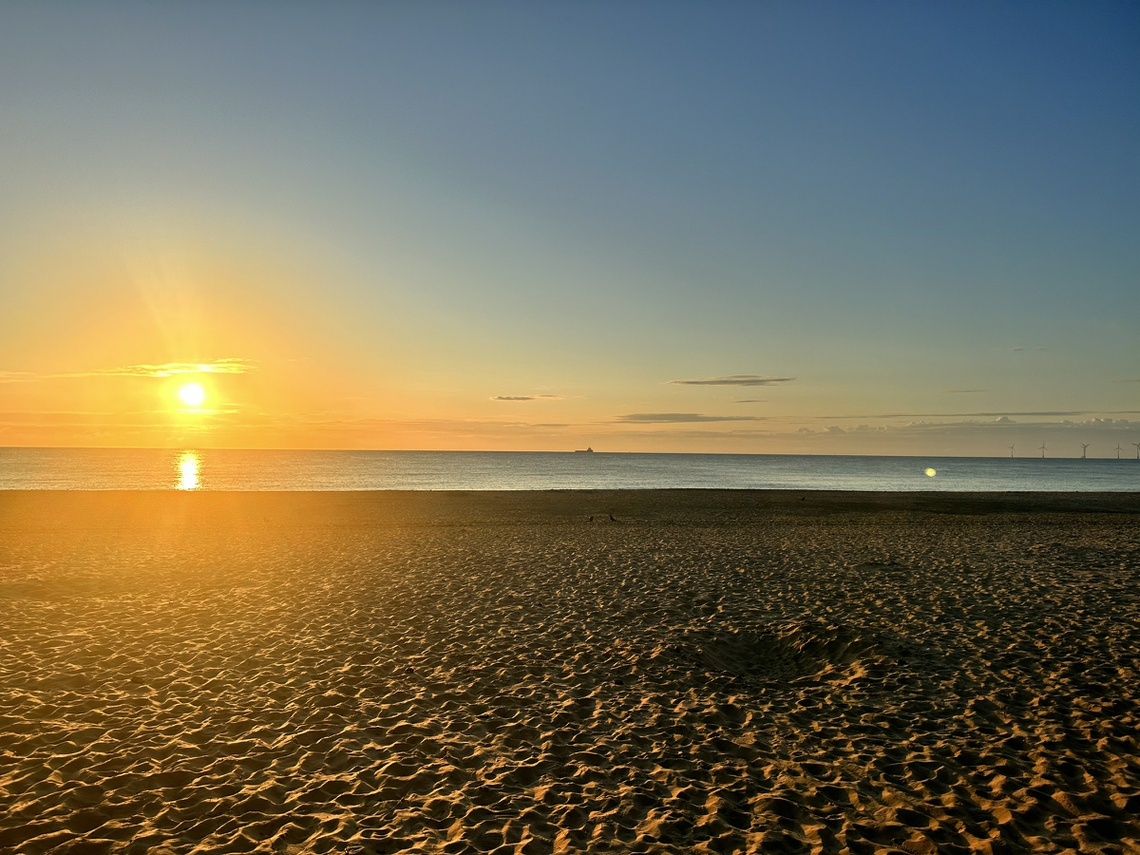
left=178, top=383, right=206, bottom=408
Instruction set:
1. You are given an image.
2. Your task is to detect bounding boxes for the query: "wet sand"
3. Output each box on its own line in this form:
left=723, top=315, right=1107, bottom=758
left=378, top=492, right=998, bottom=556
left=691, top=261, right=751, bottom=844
left=1, top=490, right=1138, bottom=854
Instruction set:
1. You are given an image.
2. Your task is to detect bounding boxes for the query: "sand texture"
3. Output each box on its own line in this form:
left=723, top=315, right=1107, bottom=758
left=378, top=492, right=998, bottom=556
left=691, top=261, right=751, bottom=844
left=1, top=490, right=1139, bottom=855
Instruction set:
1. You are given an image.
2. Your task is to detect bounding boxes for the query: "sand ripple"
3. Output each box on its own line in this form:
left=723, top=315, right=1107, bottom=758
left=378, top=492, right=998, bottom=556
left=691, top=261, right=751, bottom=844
left=1, top=491, right=1138, bottom=854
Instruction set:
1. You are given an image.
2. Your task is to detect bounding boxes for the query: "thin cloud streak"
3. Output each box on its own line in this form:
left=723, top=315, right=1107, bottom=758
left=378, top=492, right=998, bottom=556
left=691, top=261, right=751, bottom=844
left=0, top=359, right=258, bottom=382
left=669, top=375, right=796, bottom=387
left=815, top=410, right=1140, bottom=420
left=0, top=410, right=203, bottom=427
left=491, top=394, right=561, bottom=401
left=80, top=359, right=258, bottom=378
left=796, top=417, right=1136, bottom=436
left=0, top=372, right=37, bottom=383
left=615, top=413, right=766, bottom=423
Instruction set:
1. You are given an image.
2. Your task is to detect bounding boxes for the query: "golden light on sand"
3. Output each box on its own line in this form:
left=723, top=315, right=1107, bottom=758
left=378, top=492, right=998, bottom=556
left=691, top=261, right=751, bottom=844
left=177, top=451, right=201, bottom=490
left=178, top=383, right=206, bottom=408
left=3, top=492, right=1139, bottom=850
left=925, top=467, right=937, bottom=477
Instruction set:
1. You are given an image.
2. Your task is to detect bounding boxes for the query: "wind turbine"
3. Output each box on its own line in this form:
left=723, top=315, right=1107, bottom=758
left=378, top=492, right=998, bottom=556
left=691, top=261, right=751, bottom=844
left=1116, top=444, right=1124, bottom=459
left=1039, top=442, right=1047, bottom=459
left=1009, top=444, right=1015, bottom=458
left=1081, top=443, right=1089, bottom=459
left=1133, top=442, right=1140, bottom=460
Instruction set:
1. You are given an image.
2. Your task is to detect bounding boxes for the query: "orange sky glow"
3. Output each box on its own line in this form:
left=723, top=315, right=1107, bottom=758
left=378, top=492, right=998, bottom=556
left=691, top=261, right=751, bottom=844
left=2, top=4, right=1137, bottom=456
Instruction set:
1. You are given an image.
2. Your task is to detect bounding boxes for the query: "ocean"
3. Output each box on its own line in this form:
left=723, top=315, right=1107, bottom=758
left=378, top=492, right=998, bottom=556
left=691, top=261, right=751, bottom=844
left=0, top=447, right=1136, bottom=492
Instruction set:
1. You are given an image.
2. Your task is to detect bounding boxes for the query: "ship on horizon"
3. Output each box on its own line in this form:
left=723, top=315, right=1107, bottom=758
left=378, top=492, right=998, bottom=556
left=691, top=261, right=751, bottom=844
left=574, top=447, right=594, bottom=453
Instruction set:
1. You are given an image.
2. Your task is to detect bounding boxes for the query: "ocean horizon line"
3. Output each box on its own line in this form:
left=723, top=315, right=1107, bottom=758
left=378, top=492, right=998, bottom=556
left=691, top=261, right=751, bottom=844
left=1, top=447, right=1136, bottom=492
left=4, top=445, right=1139, bottom=460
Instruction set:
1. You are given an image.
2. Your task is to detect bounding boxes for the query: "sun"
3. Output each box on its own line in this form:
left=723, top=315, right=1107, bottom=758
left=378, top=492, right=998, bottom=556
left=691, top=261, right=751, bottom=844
left=178, top=383, right=206, bottom=408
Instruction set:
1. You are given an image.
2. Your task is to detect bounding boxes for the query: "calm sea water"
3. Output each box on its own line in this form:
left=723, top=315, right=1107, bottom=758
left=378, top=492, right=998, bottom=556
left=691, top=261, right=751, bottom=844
left=0, top=447, right=1137, bottom=492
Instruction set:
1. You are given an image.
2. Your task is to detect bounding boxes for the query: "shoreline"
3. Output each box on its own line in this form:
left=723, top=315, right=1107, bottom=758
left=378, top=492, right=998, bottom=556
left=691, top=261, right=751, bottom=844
left=4, top=488, right=1140, bottom=525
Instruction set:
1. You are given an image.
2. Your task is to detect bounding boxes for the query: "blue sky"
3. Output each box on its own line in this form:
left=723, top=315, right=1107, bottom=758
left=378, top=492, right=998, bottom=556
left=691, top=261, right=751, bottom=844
left=1, top=1, right=1137, bottom=454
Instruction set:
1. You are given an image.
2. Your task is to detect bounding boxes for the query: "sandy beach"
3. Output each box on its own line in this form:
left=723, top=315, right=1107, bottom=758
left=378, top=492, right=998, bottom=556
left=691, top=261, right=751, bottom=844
left=1, top=490, right=1138, bottom=855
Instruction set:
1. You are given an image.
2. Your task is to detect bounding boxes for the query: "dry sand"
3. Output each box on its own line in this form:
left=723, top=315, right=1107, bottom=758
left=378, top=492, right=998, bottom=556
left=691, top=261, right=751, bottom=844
left=1, top=490, right=1138, bottom=855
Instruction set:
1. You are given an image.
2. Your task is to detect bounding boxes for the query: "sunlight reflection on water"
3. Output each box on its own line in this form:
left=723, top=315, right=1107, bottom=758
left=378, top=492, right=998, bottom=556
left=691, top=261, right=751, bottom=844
left=176, top=450, right=201, bottom=490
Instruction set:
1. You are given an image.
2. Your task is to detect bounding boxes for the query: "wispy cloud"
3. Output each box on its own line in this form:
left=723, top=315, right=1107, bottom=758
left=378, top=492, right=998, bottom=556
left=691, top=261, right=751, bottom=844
left=83, top=359, right=258, bottom=378
left=0, top=359, right=257, bottom=383
left=669, top=375, right=796, bottom=387
left=615, top=413, right=766, bottom=423
left=798, top=415, right=1137, bottom=435
left=305, top=416, right=570, bottom=432
left=491, top=394, right=561, bottom=402
left=943, top=389, right=986, bottom=394
left=0, top=409, right=191, bottom=427
left=0, top=372, right=36, bottom=383
left=815, top=410, right=1140, bottom=420
left=733, top=398, right=767, bottom=404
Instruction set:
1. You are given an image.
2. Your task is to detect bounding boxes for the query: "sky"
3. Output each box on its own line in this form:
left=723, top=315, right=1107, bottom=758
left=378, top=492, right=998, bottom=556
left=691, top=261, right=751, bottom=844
left=1, top=1, right=1137, bottom=456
